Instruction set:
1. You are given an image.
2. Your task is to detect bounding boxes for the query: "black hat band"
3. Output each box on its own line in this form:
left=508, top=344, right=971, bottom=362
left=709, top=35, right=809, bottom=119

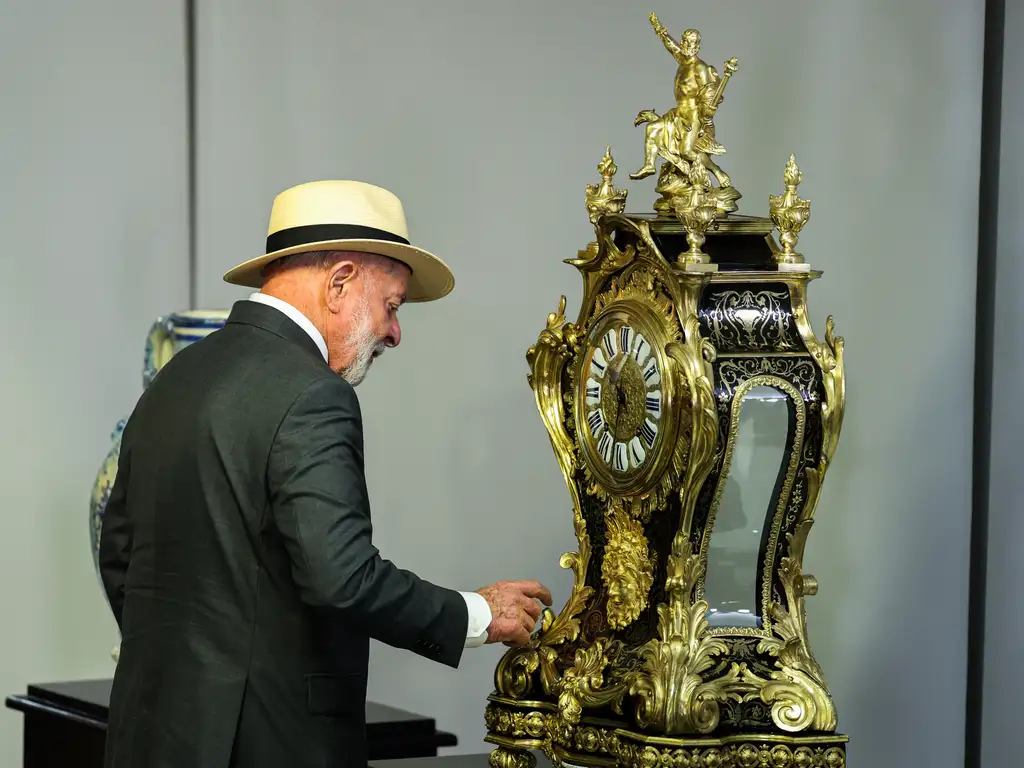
left=266, top=223, right=409, bottom=254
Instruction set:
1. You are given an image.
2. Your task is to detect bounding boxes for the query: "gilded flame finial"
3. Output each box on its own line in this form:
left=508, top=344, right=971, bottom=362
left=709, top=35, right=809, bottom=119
left=630, top=14, right=742, bottom=218
left=585, top=145, right=628, bottom=226
left=671, top=158, right=719, bottom=265
left=769, top=153, right=811, bottom=265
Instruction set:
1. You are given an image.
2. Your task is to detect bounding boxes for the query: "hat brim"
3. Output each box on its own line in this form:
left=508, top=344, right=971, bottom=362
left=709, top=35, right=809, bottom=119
left=222, top=239, right=454, bottom=302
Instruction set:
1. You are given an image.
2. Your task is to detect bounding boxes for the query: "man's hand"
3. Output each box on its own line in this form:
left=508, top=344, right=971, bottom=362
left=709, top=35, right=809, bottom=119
left=476, top=580, right=553, bottom=647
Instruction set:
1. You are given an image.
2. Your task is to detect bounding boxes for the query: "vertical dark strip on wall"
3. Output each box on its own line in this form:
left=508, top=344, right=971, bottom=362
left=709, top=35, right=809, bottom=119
left=185, top=0, right=197, bottom=309
left=965, top=0, right=1005, bottom=765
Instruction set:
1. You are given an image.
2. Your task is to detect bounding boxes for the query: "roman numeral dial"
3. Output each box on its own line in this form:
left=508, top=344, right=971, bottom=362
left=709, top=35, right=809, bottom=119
left=580, top=321, right=666, bottom=478
left=569, top=270, right=690, bottom=521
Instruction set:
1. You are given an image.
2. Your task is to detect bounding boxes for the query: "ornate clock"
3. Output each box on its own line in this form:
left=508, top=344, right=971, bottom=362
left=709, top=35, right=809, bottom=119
left=485, top=14, right=848, bottom=768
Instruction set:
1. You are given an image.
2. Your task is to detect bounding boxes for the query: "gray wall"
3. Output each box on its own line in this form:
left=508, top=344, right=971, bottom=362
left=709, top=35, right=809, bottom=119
left=981, top=0, right=1022, bottom=764
left=194, top=3, right=983, bottom=766
left=0, top=2, right=991, bottom=767
left=0, top=1, right=190, bottom=765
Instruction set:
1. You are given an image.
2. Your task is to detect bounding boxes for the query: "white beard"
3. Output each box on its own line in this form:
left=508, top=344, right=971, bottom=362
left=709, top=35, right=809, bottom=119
left=339, top=298, right=385, bottom=387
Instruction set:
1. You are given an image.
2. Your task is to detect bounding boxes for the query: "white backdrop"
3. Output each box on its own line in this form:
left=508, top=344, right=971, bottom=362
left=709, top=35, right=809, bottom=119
left=0, top=2, right=990, bottom=767
left=0, top=1, right=190, bottom=765
left=193, top=2, right=983, bottom=766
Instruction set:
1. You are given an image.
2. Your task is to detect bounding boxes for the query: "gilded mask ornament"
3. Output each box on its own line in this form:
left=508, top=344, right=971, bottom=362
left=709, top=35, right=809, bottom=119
left=485, top=13, right=848, bottom=768
left=602, top=505, right=654, bottom=630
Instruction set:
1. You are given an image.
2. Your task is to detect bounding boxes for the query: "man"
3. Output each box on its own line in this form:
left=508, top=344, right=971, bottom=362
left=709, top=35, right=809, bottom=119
left=99, top=180, right=552, bottom=768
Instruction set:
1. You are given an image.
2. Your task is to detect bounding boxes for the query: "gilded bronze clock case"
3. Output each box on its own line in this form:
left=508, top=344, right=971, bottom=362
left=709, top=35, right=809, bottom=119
left=487, top=212, right=847, bottom=768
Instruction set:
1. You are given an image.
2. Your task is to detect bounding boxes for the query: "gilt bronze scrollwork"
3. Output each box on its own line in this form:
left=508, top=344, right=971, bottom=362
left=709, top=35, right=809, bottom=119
left=486, top=13, right=848, bottom=768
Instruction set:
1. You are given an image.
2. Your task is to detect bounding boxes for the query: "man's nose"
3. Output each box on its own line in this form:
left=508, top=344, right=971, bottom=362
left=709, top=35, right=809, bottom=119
left=386, top=319, right=401, bottom=348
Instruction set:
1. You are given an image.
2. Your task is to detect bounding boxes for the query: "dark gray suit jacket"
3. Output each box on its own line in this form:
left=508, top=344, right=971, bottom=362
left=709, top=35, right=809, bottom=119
left=98, top=300, right=469, bottom=768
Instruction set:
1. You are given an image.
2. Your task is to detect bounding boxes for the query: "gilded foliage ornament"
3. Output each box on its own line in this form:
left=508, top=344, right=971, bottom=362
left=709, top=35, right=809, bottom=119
left=628, top=533, right=730, bottom=735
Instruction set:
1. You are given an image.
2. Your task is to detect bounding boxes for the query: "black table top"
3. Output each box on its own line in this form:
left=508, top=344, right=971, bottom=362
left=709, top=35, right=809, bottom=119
left=7, top=678, right=434, bottom=727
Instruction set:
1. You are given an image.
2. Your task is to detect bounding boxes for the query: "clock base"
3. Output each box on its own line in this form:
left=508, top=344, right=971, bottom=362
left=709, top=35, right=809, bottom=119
left=485, top=699, right=848, bottom=768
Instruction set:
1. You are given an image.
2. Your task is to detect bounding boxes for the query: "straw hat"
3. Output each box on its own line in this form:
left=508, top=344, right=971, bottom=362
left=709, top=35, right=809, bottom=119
left=222, top=180, right=454, bottom=302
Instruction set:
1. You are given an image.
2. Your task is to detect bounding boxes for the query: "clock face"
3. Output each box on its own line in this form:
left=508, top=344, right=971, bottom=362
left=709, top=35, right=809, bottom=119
left=580, top=320, right=664, bottom=480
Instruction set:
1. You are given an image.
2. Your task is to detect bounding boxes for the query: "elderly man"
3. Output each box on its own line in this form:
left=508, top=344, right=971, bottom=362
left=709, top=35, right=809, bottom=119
left=98, top=180, right=552, bottom=768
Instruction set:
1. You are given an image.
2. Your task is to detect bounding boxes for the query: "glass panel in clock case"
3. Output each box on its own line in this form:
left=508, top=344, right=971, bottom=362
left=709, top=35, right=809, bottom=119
left=704, top=385, right=791, bottom=629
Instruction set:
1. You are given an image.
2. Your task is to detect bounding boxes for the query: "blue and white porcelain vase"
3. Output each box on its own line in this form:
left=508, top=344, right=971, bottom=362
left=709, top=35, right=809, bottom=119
left=90, top=310, right=230, bottom=583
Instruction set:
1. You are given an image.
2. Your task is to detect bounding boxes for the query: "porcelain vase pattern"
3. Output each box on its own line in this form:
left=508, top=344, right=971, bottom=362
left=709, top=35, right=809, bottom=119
left=90, top=310, right=230, bottom=581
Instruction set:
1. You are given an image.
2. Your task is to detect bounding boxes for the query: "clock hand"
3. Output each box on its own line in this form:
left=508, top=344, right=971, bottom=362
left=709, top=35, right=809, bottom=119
left=605, top=354, right=631, bottom=446
left=613, top=382, right=626, bottom=439
left=606, top=356, right=625, bottom=431
left=609, top=354, right=627, bottom=384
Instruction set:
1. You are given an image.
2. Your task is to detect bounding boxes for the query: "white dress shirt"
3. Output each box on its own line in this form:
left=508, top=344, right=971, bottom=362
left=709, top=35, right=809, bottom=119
left=247, top=292, right=491, bottom=648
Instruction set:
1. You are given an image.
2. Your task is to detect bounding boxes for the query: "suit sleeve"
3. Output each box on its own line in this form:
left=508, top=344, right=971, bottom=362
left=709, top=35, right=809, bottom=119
left=267, top=375, right=470, bottom=668
left=98, top=433, right=133, bottom=630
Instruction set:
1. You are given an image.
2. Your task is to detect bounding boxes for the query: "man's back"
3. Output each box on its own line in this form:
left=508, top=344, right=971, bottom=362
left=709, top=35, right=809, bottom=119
left=100, top=301, right=469, bottom=768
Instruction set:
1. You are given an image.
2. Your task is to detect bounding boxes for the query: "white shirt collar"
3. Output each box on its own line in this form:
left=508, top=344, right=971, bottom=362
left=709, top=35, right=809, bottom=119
left=247, top=292, right=329, bottom=363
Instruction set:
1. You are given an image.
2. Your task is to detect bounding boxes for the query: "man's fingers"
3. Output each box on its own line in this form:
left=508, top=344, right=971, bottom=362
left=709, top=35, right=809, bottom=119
left=519, top=595, right=542, bottom=622
left=508, top=580, right=553, bottom=606
left=515, top=609, right=530, bottom=635
left=508, top=623, right=529, bottom=647
left=520, top=607, right=537, bottom=633
left=487, top=613, right=532, bottom=647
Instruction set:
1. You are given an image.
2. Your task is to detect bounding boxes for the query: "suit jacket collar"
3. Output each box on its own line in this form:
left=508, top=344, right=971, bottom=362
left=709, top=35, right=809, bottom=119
left=226, top=300, right=326, bottom=362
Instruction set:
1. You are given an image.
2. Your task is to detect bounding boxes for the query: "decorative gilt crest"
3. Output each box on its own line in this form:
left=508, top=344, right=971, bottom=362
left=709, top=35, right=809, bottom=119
left=486, top=12, right=847, bottom=768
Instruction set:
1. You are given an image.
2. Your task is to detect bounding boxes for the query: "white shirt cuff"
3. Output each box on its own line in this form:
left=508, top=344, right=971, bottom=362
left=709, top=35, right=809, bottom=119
left=460, top=591, right=491, bottom=648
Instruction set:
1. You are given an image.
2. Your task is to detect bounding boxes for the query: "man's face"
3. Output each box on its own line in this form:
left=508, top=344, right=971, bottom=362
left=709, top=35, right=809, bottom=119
left=325, top=255, right=409, bottom=386
left=681, top=30, right=700, bottom=58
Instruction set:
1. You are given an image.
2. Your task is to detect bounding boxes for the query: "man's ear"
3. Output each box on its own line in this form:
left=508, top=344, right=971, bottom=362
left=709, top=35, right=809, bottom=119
left=325, top=259, right=357, bottom=313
